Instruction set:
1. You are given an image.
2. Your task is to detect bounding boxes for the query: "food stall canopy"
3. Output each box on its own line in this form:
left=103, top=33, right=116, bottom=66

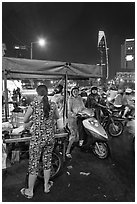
left=2, top=57, right=102, bottom=79
left=2, top=57, right=102, bottom=121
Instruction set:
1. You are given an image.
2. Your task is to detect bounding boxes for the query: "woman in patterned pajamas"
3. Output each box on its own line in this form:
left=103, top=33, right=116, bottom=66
left=20, top=85, right=59, bottom=199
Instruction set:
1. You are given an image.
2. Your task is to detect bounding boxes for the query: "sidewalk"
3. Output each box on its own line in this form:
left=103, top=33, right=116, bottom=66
left=2, top=159, right=28, bottom=188
left=2, top=143, right=135, bottom=202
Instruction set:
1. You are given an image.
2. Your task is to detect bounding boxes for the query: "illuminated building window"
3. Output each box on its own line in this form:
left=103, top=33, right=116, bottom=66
left=126, top=55, right=134, bottom=61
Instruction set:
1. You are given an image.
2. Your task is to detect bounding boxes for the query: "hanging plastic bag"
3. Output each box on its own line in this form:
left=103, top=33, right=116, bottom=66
left=2, top=143, right=7, bottom=169
left=57, top=117, right=64, bottom=131
left=11, top=150, right=20, bottom=163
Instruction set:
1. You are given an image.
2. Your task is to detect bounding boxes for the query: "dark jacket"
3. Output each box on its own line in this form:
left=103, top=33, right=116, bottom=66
left=85, top=94, right=100, bottom=108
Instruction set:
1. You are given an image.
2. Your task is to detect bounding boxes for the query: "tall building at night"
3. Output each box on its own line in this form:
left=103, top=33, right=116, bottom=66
left=121, top=39, right=135, bottom=70
left=116, top=39, right=135, bottom=83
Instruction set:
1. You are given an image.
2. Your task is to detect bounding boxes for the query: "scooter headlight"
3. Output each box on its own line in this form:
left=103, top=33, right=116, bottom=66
left=94, top=122, right=99, bottom=127
left=89, top=119, right=99, bottom=127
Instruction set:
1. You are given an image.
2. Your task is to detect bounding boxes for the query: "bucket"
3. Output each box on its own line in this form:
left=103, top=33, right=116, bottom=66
left=11, top=112, right=24, bottom=128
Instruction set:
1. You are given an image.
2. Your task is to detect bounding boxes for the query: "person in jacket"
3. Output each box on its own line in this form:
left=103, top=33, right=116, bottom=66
left=85, top=86, right=101, bottom=122
left=66, top=86, right=85, bottom=158
left=20, top=85, right=59, bottom=199
left=122, top=88, right=135, bottom=118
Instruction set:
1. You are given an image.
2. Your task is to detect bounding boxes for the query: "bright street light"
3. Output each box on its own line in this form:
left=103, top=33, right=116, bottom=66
left=38, top=39, right=45, bottom=46
left=30, top=38, right=46, bottom=59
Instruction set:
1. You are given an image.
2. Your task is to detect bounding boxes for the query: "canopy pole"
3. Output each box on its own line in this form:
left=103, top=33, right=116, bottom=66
left=63, top=70, right=68, bottom=126
left=3, top=70, right=9, bottom=121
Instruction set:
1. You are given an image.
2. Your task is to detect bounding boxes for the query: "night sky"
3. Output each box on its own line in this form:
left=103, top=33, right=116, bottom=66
left=2, top=2, right=135, bottom=78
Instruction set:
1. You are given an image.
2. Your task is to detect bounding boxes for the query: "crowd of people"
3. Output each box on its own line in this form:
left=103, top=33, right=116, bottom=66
left=4, top=82, right=134, bottom=199
left=107, top=87, right=135, bottom=118
left=55, top=84, right=135, bottom=157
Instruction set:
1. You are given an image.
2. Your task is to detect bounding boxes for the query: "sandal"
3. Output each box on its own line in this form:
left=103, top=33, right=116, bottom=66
left=20, top=188, right=33, bottom=199
left=66, top=153, right=72, bottom=159
left=44, top=181, right=53, bottom=193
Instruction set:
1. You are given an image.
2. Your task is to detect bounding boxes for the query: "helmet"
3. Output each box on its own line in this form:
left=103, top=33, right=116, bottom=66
left=71, top=86, right=79, bottom=96
left=90, top=86, right=98, bottom=94
left=125, top=88, right=132, bottom=94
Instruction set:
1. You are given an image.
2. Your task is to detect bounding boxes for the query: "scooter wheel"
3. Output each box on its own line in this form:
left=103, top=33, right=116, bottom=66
left=108, top=120, right=124, bottom=137
left=92, top=142, right=109, bottom=159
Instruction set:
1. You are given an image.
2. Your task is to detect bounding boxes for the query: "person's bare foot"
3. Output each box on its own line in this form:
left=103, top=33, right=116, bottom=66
left=66, top=153, right=72, bottom=159
left=44, top=181, right=53, bottom=193
left=20, top=188, right=33, bottom=199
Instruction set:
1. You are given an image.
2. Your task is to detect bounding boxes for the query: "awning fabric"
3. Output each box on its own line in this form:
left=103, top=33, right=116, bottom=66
left=2, top=57, right=102, bottom=79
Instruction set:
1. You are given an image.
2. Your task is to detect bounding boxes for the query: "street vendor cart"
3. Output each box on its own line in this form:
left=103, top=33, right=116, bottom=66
left=2, top=57, right=102, bottom=177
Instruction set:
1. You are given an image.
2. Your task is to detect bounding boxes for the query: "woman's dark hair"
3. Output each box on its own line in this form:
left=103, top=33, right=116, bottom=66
left=54, top=84, right=63, bottom=94
left=36, top=85, right=50, bottom=118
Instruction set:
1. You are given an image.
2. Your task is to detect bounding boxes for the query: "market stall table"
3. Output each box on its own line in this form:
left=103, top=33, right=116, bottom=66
left=4, top=132, right=68, bottom=163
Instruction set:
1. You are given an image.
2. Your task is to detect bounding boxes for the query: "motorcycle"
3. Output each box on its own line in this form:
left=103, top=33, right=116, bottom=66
left=107, top=100, right=135, bottom=119
left=96, top=103, right=124, bottom=137
left=77, top=108, right=110, bottom=159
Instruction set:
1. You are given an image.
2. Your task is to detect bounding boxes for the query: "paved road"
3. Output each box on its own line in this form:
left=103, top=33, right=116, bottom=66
left=2, top=127, right=135, bottom=202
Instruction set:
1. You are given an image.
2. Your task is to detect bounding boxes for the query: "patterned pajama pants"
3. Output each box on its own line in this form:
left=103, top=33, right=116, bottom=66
left=28, top=142, right=54, bottom=175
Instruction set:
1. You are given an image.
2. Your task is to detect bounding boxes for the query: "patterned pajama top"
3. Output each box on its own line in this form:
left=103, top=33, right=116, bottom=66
left=28, top=96, right=58, bottom=175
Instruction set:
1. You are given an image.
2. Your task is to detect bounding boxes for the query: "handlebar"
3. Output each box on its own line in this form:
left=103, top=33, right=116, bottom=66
left=96, top=103, right=113, bottom=115
left=76, top=108, right=95, bottom=118
left=96, top=103, right=107, bottom=109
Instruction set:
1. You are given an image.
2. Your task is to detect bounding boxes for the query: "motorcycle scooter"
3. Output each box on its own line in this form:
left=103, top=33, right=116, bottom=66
left=77, top=108, right=110, bottom=159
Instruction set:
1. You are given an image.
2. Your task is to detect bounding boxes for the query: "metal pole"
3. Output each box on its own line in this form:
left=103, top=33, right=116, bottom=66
left=30, top=42, right=33, bottom=59
left=4, top=70, right=9, bottom=121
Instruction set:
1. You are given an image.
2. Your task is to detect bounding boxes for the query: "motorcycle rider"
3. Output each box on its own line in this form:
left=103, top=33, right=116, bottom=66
left=66, top=86, right=85, bottom=158
left=106, top=85, right=118, bottom=103
left=85, top=86, right=101, bottom=122
left=113, top=89, right=124, bottom=104
left=122, top=88, right=135, bottom=118
left=113, top=89, right=125, bottom=114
